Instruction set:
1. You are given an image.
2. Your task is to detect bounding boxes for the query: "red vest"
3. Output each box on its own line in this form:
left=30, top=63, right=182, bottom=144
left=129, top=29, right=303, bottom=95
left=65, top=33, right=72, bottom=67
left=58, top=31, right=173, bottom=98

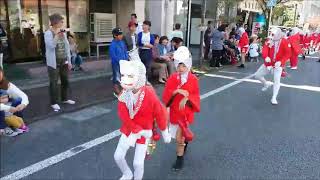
left=239, top=32, right=249, bottom=49
left=288, top=33, right=303, bottom=55
left=118, top=86, right=168, bottom=144
left=163, top=72, right=200, bottom=125
left=262, top=38, right=291, bottom=67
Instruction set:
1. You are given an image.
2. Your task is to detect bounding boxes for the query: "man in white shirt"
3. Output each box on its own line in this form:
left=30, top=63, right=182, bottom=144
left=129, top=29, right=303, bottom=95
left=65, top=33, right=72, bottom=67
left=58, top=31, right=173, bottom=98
left=131, top=14, right=143, bottom=34
left=124, top=21, right=138, bottom=51
left=169, top=23, right=184, bottom=41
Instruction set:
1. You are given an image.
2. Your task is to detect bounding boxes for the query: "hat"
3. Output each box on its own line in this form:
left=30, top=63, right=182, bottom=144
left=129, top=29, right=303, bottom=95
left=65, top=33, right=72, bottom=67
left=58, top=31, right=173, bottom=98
left=112, top=27, right=123, bottom=36
left=128, top=21, right=138, bottom=28
left=173, top=46, right=192, bottom=70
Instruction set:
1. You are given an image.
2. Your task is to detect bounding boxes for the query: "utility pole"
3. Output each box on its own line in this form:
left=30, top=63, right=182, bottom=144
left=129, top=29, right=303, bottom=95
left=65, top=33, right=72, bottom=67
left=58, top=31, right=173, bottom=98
left=268, top=7, right=273, bottom=30
left=293, top=3, right=297, bottom=27
left=199, top=0, right=207, bottom=67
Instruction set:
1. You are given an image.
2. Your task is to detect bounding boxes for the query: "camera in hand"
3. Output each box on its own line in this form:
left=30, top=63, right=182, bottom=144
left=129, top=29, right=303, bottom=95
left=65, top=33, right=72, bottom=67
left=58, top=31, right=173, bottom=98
left=60, top=29, right=66, bottom=33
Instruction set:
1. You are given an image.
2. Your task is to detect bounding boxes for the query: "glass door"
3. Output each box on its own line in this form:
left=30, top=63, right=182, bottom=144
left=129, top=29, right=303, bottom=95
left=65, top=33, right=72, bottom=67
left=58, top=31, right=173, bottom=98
left=7, top=0, right=41, bottom=62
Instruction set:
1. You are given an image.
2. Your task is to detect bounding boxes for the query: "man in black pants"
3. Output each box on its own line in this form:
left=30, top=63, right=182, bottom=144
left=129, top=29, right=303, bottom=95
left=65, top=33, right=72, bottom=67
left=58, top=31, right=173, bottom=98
left=210, top=24, right=228, bottom=68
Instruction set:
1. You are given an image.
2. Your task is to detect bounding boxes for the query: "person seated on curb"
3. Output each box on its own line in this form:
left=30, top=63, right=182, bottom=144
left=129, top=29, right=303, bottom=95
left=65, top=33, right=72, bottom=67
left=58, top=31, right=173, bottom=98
left=68, top=34, right=84, bottom=71
left=158, top=36, right=176, bottom=75
left=151, top=34, right=169, bottom=84
left=0, top=91, right=29, bottom=134
left=0, top=67, right=29, bottom=136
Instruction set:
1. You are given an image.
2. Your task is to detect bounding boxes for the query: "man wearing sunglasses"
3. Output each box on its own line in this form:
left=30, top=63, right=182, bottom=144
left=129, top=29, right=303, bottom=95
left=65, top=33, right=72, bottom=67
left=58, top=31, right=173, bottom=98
left=254, top=27, right=292, bottom=105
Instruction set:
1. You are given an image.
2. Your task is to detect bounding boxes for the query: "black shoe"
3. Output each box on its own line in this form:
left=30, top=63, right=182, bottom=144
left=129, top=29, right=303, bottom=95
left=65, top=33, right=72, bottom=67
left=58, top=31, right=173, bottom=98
left=317, top=59, right=320, bottom=62
left=302, top=55, right=306, bottom=60
left=172, top=156, right=184, bottom=171
left=237, top=64, right=245, bottom=68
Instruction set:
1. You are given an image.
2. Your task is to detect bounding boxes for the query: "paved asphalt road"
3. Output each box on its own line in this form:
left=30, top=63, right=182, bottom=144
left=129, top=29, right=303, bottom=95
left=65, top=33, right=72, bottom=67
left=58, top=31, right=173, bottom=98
left=1, top=54, right=320, bottom=180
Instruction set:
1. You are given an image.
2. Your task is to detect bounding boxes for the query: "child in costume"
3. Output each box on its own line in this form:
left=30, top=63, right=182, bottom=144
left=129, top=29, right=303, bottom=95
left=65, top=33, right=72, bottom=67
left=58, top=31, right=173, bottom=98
left=288, top=27, right=303, bottom=70
left=114, top=59, right=171, bottom=180
left=162, top=46, right=200, bottom=171
left=254, top=27, right=291, bottom=105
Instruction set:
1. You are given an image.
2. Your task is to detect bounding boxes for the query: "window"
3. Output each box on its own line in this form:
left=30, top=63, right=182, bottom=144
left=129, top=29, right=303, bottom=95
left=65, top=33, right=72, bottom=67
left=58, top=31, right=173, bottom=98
left=69, top=0, right=87, bottom=32
left=7, top=0, right=41, bottom=61
left=41, top=0, right=66, bottom=31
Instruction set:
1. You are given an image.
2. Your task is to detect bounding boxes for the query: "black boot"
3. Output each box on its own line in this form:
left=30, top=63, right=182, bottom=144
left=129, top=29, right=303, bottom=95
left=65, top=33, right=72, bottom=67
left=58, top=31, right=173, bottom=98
left=184, top=141, right=189, bottom=153
left=317, top=59, right=320, bottom=62
left=302, top=55, right=306, bottom=60
left=172, top=156, right=184, bottom=171
left=237, top=64, right=245, bottom=68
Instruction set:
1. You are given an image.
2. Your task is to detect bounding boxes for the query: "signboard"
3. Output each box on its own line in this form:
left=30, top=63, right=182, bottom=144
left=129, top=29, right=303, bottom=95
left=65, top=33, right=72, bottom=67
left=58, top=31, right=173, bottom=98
left=267, top=0, right=277, bottom=8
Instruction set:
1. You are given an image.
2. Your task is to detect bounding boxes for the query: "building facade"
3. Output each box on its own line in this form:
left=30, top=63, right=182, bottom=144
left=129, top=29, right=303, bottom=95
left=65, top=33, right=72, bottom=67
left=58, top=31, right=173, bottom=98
left=0, top=0, right=145, bottom=64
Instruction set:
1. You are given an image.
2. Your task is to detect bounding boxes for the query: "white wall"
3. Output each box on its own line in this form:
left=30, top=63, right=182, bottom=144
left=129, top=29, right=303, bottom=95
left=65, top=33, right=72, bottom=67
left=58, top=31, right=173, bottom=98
left=135, top=0, right=146, bottom=22
left=148, top=0, right=175, bottom=36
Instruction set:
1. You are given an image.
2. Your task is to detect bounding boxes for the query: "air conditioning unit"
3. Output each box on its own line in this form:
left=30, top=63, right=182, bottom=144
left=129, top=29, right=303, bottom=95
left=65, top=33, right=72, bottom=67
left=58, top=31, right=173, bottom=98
left=90, top=13, right=116, bottom=43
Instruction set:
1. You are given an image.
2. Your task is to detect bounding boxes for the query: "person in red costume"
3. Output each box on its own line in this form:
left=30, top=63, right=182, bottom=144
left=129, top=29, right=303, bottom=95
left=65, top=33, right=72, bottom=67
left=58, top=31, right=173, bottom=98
left=310, top=31, right=318, bottom=53
left=162, top=46, right=200, bottom=171
left=299, top=32, right=306, bottom=60
left=303, top=32, right=312, bottom=56
left=114, top=59, right=171, bottom=180
left=237, top=27, right=249, bottom=68
left=254, top=27, right=291, bottom=105
left=288, top=27, right=303, bottom=70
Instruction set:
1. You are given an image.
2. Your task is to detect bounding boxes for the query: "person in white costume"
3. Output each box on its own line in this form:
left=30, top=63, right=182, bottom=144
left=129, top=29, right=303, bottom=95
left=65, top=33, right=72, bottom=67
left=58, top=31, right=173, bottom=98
left=114, top=59, right=171, bottom=180
left=254, top=27, right=291, bottom=105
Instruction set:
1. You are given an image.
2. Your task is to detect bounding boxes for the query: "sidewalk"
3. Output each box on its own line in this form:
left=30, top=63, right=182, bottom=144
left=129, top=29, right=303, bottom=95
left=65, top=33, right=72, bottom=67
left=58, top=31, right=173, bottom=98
left=4, top=57, right=115, bottom=123
left=4, top=49, right=209, bottom=124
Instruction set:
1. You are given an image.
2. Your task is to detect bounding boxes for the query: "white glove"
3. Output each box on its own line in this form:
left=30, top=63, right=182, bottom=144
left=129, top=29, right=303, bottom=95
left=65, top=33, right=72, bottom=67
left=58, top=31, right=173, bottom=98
left=161, top=129, right=171, bottom=143
left=274, top=61, right=281, bottom=68
left=139, top=130, right=152, bottom=139
left=266, top=66, right=273, bottom=71
left=265, top=57, right=271, bottom=63
left=127, top=133, right=140, bottom=147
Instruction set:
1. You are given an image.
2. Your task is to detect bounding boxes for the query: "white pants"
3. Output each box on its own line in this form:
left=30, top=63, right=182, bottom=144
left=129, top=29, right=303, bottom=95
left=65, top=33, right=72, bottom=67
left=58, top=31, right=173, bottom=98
left=0, top=53, right=3, bottom=68
left=254, top=64, right=282, bottom=100
left=114, top=134, right=148, bottom=180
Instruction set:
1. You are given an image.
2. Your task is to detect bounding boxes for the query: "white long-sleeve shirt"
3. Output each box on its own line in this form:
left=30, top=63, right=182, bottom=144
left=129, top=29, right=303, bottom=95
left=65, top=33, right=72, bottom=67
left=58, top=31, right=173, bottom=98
left=0, top=83, right=29, bottom=112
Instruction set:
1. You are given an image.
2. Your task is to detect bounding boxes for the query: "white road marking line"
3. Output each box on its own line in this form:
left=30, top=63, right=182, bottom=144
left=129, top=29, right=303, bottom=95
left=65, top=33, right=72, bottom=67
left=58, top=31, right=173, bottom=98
left=304, top=56, right=319, bottom=59
left=200, top=74, right=255, bottom=99
left=1, top=74, right=255, bottom=180
left=205, top=74, right=320, bottom=92
left=0, top=130, right=121, bottom=180
left=218, top=70, right=251, bottom=75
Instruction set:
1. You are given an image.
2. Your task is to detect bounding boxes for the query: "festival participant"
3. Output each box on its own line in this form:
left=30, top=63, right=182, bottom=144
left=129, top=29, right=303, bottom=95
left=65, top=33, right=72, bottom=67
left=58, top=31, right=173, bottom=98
left=162, top=46, right=200, bottom=171
left=288, top=27, right=303, bottom=70
left=310, top=31, right=318, bottom=53
left=303, top=32, right=312, bottom=56
left=237, top=27, right=249, bottom=68
left=254, top=27, right=291, bottom=105
left=299, top=31, right=306, bottom=60
left=114, top=59, right=171, bottom=180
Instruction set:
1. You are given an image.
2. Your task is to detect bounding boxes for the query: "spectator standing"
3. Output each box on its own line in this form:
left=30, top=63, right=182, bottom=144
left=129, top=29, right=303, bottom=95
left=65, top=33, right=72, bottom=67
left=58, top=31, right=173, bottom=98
left=244, top=24, right=252, bottom=37
left=123, top=21, right=138, bottom=51
left=158, top=36, right=175, bottom=75
left=151, top=34, right=169, bottom=83
left=249, top=35, right=260, bottom=63
left=68, top=34, right=84, bottom=71
left=0, top=67, right=29, bottom=136
left=44, top=13, right=75, bottom=112
left=0, top=23, right=6, bottom=68
left=237, top=27, right=249, bottom=68
left=138, top=20, right=155, bottom=80
left=204, top=21, right=213, bottom=60
left=109, top=28, right=128, bottom=96
left=130, top=13, right=143, bottom=34
left=210, top=24, right=228, bottom=68
left=169, top=23, right=184, bottom=41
